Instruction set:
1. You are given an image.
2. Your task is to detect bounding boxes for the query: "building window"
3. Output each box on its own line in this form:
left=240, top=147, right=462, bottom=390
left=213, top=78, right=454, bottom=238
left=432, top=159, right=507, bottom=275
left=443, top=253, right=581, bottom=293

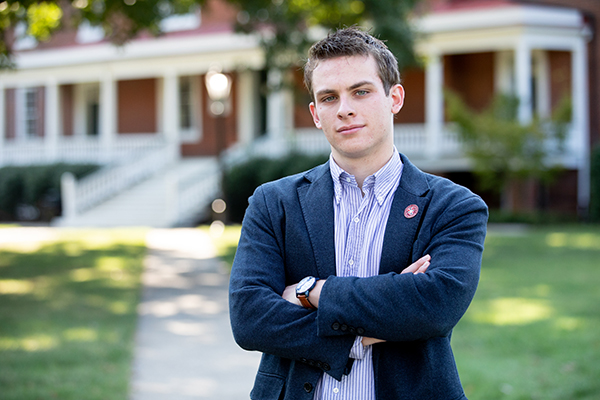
left=87, top=102, right=99, bottom=136
left=180, top=77, right=193, bottom=130
left=179, top=76, right=200, bottom=142
left=24, top=88, right=39, bottom=137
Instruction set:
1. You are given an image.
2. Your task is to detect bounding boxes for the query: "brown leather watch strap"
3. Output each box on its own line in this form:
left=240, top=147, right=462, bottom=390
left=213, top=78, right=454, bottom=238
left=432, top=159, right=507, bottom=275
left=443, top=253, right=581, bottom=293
left=298, top=294, right=316, bottom=309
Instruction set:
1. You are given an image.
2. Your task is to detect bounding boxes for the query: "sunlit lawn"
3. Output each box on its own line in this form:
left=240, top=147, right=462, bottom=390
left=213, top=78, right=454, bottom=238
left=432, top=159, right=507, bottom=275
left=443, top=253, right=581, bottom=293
left=0, top=228, right=148, bottom=400
left=209, top=224, right=600, bottom=399
left=454, top=225, right=600, bottom=399
left=1, top=224, right=598, bottom=400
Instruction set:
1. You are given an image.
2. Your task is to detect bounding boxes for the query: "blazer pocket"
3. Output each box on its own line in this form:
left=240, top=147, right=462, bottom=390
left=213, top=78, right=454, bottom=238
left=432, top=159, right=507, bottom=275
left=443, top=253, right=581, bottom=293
left=250, top=371, right=286, bottom=400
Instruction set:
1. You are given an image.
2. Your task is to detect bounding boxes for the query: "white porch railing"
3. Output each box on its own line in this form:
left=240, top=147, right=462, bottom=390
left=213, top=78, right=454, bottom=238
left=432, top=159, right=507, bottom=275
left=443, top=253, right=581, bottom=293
left=61, top=143, right=178, bottom=220
left=225, top=124, right=465, bottom=164
left=167, top=158, right=220, bottom=226
left=0, top=134, right=166, bottom=167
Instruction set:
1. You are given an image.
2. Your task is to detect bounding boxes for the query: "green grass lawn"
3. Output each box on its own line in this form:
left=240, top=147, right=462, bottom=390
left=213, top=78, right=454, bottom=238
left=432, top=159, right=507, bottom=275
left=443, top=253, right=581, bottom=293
left=453, top=225, right=600, bottom=399
left=0, top=228, right=148, bottom=400
left=1, top=224, right=598, bottom=399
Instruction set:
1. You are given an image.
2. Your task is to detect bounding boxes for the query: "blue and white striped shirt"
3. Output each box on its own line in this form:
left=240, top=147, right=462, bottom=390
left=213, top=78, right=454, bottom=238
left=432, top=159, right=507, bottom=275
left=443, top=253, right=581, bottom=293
left=314, top=150, right=403, bottom=400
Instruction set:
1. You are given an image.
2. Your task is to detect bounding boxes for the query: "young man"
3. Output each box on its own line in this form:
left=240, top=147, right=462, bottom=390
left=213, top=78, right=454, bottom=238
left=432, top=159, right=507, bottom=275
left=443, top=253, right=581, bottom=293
left=229, top=27, right=488, bottom=399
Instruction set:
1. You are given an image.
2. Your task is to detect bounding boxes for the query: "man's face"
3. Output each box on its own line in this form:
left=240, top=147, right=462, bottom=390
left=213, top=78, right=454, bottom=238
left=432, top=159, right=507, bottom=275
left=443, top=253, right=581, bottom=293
left=309, top=55, right=404, bottom=167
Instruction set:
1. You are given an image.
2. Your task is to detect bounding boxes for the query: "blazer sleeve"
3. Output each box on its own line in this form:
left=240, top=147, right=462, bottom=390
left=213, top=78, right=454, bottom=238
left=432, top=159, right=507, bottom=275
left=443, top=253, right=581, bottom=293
left=229, top=185, right=355, bottom=380
left=316, top=191, right=488, bottom=342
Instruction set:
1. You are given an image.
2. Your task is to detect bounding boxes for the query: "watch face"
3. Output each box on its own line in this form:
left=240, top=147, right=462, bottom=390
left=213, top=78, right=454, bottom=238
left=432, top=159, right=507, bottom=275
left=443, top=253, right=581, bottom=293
left=297, top=276, right=316, bottom=293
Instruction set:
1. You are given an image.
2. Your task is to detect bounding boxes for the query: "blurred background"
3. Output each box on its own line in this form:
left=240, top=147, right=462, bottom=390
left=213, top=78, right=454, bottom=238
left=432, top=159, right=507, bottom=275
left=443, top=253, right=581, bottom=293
left=0, top=0, right=599, bottom=399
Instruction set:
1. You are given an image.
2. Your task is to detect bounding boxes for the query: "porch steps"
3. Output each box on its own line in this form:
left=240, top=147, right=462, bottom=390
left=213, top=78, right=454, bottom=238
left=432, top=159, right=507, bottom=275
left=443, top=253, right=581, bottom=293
left=54, top=158, right=219, bottom=228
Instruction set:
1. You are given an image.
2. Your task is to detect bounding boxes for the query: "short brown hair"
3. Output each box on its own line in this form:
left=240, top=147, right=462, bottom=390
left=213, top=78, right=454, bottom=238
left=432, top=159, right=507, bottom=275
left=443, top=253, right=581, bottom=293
left=303, top=27, right=401, bottom=100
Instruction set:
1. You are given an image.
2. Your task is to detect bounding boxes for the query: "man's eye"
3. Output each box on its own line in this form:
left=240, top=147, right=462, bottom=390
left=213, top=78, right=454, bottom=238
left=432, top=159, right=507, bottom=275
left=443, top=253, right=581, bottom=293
left=355, top=90, right=368, bottom=96
left=322, top=96, right=336, bottom=103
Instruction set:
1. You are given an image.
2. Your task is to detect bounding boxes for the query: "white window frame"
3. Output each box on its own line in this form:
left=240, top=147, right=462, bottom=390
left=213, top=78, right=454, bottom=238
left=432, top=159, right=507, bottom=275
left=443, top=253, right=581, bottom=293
left=179, top=75, right=202, bottom=143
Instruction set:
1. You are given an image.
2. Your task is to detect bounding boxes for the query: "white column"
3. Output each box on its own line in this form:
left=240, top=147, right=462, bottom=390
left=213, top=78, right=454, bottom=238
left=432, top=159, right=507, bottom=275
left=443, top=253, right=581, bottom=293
left=514, top=41, right=532, bottom=123
left=162, top=70, right=180, bottom=161
left=425, top=51, right=443, bottom=159
left=44, top=79, right=60, bottom=162
left=533, top=50, right=550, bottom=118
left=494, top=50, right=514, bottom=95
left=99, top=74, right=117, bottom=162
left=266, top=69, right=294, bottom=153
left=571, top=39, right=590, bottom=214
left=0, top=80, right=5, bottom=166
left=237, top=70, right=259, bottom=146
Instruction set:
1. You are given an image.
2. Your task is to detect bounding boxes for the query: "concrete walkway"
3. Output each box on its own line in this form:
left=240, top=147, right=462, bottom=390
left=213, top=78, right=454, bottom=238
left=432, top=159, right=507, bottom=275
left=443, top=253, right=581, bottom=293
left=129, top=228, right=260, bottom=400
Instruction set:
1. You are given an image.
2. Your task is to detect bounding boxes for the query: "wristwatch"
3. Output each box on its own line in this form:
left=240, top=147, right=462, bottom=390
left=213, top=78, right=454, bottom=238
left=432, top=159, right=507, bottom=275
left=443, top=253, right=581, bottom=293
left=296, top=276, right=319, bottom=309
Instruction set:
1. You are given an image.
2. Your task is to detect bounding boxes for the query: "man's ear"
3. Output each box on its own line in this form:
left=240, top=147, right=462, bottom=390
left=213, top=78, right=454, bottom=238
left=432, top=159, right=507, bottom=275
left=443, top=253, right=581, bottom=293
left=390, top=84, right=405, bottom=114
left=309, top=102, right=322, bottom=129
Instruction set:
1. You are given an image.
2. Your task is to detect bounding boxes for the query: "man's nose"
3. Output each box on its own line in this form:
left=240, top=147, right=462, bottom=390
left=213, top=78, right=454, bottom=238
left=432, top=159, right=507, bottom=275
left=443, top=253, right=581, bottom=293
left=337, top=96, right=356, bottom=119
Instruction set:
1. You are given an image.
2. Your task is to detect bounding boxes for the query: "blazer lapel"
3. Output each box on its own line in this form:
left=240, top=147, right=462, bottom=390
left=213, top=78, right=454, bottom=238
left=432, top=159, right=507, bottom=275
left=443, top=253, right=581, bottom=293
left=297, top=163, right=337, bottom=278
left=380, top=154, right=431, bottom=275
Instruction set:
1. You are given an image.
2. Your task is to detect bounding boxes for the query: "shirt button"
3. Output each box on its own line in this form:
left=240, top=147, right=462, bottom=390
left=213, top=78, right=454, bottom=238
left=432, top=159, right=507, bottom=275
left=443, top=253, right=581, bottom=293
left=333, top=388, right=339, bottom=394
left=346, top=177, right=351, bottom=183
left=354, top=217, right=359, bottom=223
left=348, top=259, right=354, bottom=266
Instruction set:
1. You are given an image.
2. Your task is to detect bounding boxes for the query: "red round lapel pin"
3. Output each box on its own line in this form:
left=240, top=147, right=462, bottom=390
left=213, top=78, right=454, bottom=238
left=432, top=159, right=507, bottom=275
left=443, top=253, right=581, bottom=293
left=404, top=204, right=419, bottom=219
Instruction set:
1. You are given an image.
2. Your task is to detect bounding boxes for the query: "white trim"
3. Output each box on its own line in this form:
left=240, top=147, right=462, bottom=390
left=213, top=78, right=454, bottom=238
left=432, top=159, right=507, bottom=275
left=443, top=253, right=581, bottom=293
left=14, top=32, right=261, bottom=71
left=417, top=4, right=582, bottom=34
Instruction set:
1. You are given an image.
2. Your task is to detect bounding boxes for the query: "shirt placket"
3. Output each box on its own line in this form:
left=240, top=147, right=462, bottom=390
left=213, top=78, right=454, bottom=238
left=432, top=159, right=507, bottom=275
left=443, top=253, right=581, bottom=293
left=342, top=185, right=372, bottom=278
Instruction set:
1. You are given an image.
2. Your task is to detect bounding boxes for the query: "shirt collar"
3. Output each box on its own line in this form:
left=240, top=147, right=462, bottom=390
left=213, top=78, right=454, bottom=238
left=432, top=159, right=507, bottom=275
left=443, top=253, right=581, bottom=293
left=329, top=148, right=403, bottom=205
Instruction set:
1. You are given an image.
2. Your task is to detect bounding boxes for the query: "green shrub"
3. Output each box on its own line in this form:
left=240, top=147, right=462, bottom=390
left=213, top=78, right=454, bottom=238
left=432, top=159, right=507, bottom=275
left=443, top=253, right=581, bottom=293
left=591, top=145, right=600, bottom=222
left=0, top=163, right=99, bottom=222
left=224, top=153, right=329, bottom=223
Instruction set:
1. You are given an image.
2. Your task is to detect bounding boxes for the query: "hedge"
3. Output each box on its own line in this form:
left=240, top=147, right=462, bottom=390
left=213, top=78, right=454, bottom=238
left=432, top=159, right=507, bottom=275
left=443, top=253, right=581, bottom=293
left=223, top=153, right=329, bottom=223
left=0, top=163, right=99, bottom=222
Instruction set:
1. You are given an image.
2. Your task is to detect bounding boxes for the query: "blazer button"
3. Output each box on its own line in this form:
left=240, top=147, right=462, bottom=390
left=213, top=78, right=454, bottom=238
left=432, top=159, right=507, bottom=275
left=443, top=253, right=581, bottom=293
left=322, top=363, right=331, bottom=371
left=332, top=322, right=340, bottom=331
left=304, top=382, right=313, bottom=393
left=357, top=327, right=365, bottom=335
left=349, top=327, right=357, bottom=335
left=340, top=324, right=348, bottom=332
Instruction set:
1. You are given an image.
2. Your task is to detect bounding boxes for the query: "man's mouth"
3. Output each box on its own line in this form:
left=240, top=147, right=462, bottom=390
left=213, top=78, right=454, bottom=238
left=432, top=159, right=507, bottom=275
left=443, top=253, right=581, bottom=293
left=337, top=124, right=364, bottom=134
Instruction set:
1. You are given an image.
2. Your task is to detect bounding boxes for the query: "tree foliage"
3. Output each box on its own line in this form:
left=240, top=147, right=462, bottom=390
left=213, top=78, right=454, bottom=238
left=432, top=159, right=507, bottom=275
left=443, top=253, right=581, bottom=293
left=230, top=0, right=421, bottom=71
left=0, top=0, right=421, bottom=71
left=0, top=0, right=206, bottom=69
left=445, top=90, right=572, bottom=199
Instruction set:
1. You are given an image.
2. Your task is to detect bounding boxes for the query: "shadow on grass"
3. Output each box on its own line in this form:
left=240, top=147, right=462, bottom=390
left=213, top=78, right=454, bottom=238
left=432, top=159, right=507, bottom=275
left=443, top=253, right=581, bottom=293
left=0, top=239, right=147, bottom=400
left=453, top=225, right=600, bottom=400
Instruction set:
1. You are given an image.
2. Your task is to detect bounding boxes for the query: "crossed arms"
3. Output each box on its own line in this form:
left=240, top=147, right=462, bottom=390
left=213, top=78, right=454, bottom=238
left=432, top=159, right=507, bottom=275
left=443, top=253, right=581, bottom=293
left=229, top=182, right=488, bottom=380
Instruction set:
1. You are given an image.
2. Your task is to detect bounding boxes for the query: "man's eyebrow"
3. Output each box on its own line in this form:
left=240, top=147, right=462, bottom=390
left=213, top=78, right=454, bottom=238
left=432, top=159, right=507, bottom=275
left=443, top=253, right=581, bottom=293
left=315, top=80, right=376, bottom=98
left=348, top=80, right=376, bottom=90
left=315, top=89, right=337, bottom=98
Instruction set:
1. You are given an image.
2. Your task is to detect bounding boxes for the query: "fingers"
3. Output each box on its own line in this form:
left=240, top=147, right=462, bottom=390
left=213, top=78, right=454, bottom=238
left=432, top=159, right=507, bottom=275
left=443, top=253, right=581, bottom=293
left=401, top=254, right=431, bottom=275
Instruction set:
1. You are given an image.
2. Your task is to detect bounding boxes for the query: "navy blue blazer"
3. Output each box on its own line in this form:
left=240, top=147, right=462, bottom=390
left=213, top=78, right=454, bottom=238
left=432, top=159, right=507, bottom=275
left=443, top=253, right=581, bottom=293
left=229, top=153, right=488, bottom=400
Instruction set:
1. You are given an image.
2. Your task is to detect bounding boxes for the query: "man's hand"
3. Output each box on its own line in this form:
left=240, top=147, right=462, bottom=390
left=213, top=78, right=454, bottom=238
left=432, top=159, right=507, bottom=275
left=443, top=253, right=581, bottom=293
left=401, top=254, right=430, bottom=275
